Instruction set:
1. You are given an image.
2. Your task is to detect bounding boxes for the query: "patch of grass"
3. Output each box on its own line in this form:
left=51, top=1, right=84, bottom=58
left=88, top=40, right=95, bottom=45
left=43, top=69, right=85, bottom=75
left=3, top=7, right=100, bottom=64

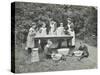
left=15, top=40, right=97, bottom=73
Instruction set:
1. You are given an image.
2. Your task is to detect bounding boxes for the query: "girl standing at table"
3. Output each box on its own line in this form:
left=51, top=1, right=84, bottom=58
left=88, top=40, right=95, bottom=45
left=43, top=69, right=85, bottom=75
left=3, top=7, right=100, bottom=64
left=68, top=27, right=75, bottom=47
left=56, top=22, right=65, bottom=35
left=39, top=22, right=47, bottom=36
left=26, top=22, right=37, bottom=51
left=38, top=22, right=47, bottom=52
left=67, top=18, right=74, bottom=32
left=66, top=18, right=75, bottom=47
left=56, top=22, right=65, bottom=48
left=25, top=22, right=37, bottom=63
left=49, top=21, right=57, bottom=35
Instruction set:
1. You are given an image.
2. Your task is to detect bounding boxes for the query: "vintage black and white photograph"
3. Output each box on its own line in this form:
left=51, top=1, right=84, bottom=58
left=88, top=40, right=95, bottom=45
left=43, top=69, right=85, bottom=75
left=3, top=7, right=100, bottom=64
left=11, top=2, right=97, bottom=73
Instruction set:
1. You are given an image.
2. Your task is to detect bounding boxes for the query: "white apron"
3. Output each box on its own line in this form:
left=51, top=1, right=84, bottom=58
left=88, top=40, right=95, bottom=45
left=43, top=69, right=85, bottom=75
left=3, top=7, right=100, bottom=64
left=56, top=27, right=65, bottom=35
left=39, top=27, right=47, bottom=36
left=68, top=30, right=75, bottom=46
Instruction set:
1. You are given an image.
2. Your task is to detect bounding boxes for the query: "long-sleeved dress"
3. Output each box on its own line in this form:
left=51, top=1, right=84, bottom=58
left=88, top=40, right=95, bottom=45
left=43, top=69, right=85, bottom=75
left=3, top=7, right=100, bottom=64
left=78, top=45, right=89, bottom=57
left=26, top=27, right=36, bottom=48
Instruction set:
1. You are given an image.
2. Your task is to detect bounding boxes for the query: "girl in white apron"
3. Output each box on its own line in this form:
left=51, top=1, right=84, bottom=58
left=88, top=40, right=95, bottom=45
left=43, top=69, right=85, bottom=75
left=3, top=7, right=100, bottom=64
left=68, top=28, right=75, bottom=47
left=38, top=22, right=47, bottom=51
left=67, top=19, right=74, bottom=32
left=39, top=22, right=47, bottom=36
left=56, top=22, right=65, bottom=48
left=67, top=18, right=75, bottom=47
left=26, top=24, right=36, bottom=49
left=49, top=21, right=57, bottom=35
left=56, top=23, right=65, bottom=35
left=25, top=23, right=37, bottom=64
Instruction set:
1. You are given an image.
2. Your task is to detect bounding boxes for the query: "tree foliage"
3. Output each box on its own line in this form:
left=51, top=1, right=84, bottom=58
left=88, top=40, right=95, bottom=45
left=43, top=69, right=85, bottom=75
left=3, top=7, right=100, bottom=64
left=14, top=2, right=97, bottom=46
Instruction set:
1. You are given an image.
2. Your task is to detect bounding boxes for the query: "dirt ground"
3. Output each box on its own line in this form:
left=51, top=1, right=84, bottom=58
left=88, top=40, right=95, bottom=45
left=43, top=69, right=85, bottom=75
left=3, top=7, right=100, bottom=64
left=15, top=40, right=97, bottom=73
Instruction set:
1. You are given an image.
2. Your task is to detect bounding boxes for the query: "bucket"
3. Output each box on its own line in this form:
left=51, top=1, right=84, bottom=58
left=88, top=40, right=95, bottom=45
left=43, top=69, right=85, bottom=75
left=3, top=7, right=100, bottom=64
left=58, top=48, right=70, bottom=55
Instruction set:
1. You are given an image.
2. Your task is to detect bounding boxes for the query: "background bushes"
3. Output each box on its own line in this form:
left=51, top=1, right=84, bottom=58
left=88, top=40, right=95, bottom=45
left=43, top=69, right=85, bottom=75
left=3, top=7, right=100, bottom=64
left=14, top=2, right=97, bottom=46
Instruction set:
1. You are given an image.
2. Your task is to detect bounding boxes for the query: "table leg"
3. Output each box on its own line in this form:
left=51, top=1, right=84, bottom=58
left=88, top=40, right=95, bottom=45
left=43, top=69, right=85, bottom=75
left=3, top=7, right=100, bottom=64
left=66, top=38, right=72, bottom=48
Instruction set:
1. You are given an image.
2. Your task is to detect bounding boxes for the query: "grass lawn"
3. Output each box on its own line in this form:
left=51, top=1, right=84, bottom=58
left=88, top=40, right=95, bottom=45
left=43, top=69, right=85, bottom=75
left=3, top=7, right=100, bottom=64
left=15, top=40, right=97, bottom=73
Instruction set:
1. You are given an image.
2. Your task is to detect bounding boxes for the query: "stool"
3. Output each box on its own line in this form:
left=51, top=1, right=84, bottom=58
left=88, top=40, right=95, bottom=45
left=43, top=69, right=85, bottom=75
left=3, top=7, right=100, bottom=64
left=31, top=48, right=39, bottom=62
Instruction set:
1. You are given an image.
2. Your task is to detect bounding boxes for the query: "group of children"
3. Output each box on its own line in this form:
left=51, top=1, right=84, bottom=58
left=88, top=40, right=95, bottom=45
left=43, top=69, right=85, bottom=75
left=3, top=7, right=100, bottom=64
left=25, top=18, right=89, bottom=63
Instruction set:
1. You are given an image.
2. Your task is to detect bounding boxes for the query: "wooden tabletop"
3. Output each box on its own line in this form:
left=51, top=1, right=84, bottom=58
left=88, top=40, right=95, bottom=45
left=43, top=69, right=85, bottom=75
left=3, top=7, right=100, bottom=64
left=34, top=35, right=73, bottom=39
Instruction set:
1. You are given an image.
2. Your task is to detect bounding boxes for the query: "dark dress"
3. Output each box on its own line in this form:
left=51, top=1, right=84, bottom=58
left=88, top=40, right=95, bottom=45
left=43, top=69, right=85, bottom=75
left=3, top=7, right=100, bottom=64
left=78, top=45, right=89, bottom=60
